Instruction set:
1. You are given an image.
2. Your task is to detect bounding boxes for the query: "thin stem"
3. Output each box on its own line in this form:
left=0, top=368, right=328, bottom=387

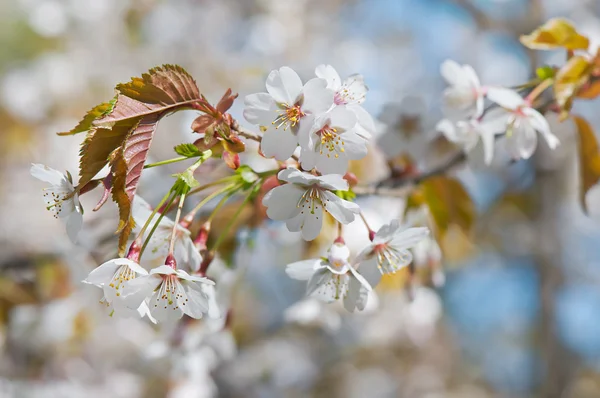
left=337, top=221, right=343, bottom=239
left=187, top=176, right=238, bottom=196
left=140, top=194, right=177, bottom=259
left=186, top=183, right=237, bottom=222
left=206, top=185, right=241, bottom=224
left=526, top=78, right=554, bottom=105
left=136, top=190, right=173, bottom=239
left=144, top=156, right=189, bottom=169
left=211, top=184, right=256, bottom=253
left=168, top=193, right=186, bottom=256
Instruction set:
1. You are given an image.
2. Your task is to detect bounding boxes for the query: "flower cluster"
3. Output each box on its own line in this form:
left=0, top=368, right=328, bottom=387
left=286, top=221, right=429, bottom=312
left=436, top=59, right=560, bottom=164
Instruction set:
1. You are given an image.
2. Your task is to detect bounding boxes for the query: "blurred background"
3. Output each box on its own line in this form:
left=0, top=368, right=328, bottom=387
left=3, top=0, right=600, bottom=397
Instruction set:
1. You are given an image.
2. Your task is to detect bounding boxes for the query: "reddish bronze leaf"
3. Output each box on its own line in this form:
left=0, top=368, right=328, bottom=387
left=574, top=115, right=600, bottom=212
left=94, top=64, right=201, bottom=126
left=58, top=98, right=116, bottom=136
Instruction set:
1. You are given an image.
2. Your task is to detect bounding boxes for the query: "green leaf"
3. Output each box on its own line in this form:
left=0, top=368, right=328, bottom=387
left=236, top=165, right=259, bottom=185
left=173, top=169, right=200, bottom=193
left=174, top=143, right=202, bottom=158
left=334, top=190, right=356, bottom=201
left=574, top=116, right=600, bottom=213
left=58, top=98, right=116, bottom=136
left=520, top=18, right=590, bottom=51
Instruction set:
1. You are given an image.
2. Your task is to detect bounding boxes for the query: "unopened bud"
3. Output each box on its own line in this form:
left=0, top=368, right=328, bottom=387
left=193, top=222, right=211, bottom=252
left=198, top=251, right=215, bottom=276
left=165, top=253, right=177, bottom=269
left=343, top=172, right=358, bottom=187
left=126, top=238, right=142, bottom=262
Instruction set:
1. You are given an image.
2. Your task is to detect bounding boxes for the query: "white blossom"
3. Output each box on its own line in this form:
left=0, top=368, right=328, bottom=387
left=132, top=196, right=201, bottom=271
left=286, top=243, right=371, bottom=312
left=315, top=64, right=374, bottom=139
left=441, top=59, right=485, bottom=121
left=299, top=106, right=368, bottom=175
left=83, top=258, right=152, bottom=319
left=486, top=87, right=560, bottom=160
left=243, top=66, right=333, bottom=160
left=262, top=167, right=360, bottom=241
left=123, top=265, right=215, bottom=323
left=30, top=163, right=83, bottom=242
left=355, top=220, right=429, bottom=288
left=436, top=117, right=505, bottom=165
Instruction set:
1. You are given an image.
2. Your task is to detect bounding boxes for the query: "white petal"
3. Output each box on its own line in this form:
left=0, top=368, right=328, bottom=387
left=266, top=66, right=303, bottom=105
left=440, top=60, right=469, bottom=87
left=389, top=227, right=430, bottom=249
left=315, top=152, right=348, bottom=176
left=328, top=243, right=350, bottom=263
left=179, top=281, right=209, bottom=319
left=347, top=104, right=374, bottom=139
left=342, top=131, right=368, bottom=160
left=322, top=191, right=359, bottom=224
left=243, top=93, right=275, bottom=125
left=486, top=86, right=524, bottom=110
left=340, top=74, right=368, bottom=105
left=277, top=167, right=315, bottom=186
left=174, top=269, right=215, bottom=285
left=122, top=275, right=161, bottom=309
left=480, top=107, right=510, bottom=134
left=344, top=274, right=369, bottom=312
left=315, top=64, right=341, bottom=90
left=302, top=78, right=333, bottom=114
left=30, top=163, right=67, bottom=186
left=83, top=259, right=122, bottom=286
left=314, top=174, right=348, bottom=191
left=374, top=219, right=402, bottom=243
left=300, top=203, right=324, bottom=241
left=328, top=106, right=356, bottom=131
left=260, top=127, right=298, bottom=160
left=509, top=118, right=538, bottom=159
left=299, top=147, right=318, bottom=171
left=481, top=129, right=497, bottom=165
left=347, top=266, right=373, bottom=292
left=522, top=108, right=560, bottom=149
left=286, top=259, right=321, bottom=280
left=262, top=183, right=304, bottom=221
left=150, top=265, right=178, bottom=276
left=66, top=211, right=83, bottom=243
left=356, top=256, right=382, bottom=288
left=286, top=213, right=304, bottom=232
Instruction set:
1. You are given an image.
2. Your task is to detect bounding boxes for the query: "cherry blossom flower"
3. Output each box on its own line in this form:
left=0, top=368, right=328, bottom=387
left=83, top=257, right=151, bottom=319
left=486, top=87, right=560, bottom=160
left=262, top=167, right=360, bottom=241
left=123, top=265, right=215, bottom=323
left=30, top=163, right=83, bottom=242
left=355, top=220, right=429, bottom=288
left=441, top=59, right=485, bottom=121
left=243, top=66, right=333, bottom=160
left=299, top=106, right=368, bottom=175
left=436, top=116, right=506, bottom=165
left=315, top=64, right=374, bottom=139
left=132, top=196, right=201, bottom=270
left=285, top=243, right=371, bottom=312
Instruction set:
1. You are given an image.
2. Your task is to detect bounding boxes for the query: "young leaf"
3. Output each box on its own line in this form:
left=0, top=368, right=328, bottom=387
left=520, top=18, right=590, bottom=51
left=554, top=56, right=593, bottom=119
left=58, top=98, right=116, bottom=136
left=573, top=116, right=600, bottom=213
left=421, top=176, right=475, bottom=238
left=77, top=122, right=134, bottom=188
left=174, top=143, right=202, bottom=158
left=109, top=150, right=135, bottom=256
left=93, top=64, right=201, bottom=126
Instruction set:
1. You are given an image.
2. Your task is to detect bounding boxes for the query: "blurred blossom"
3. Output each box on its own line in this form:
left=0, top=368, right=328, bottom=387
left=26, top=0, right=68, bottom=37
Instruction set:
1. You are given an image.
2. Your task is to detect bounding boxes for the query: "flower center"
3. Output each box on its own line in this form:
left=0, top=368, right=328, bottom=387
left=297, top=187, right=327, bottom=216
left=272, top=104, right=305, bottom=130
left=43, top=188, right=70, bottom=218
left=374, top=244, right=411, bottom=274
left=154, top=275, right=185, bottom=309
left=317, top=125, right=345, bottom=158
left=108, top=265, right=137, bottom=296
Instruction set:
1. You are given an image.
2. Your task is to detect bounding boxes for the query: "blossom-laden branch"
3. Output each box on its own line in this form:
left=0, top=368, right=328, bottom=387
left=29, top=17, right=600, bottom=325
